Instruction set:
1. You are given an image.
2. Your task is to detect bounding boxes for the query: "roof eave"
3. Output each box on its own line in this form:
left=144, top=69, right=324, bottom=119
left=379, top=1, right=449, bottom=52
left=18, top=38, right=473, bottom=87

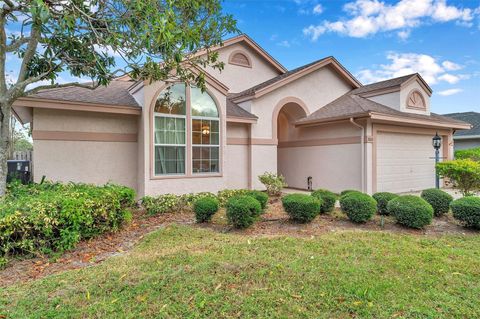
left=13, top=97, right=142, bottom=115
left=370, top=112, right=471, bottom=130
left=226, top=116, right=257, bottom=124
left=295, top=112, right=370, bottom=127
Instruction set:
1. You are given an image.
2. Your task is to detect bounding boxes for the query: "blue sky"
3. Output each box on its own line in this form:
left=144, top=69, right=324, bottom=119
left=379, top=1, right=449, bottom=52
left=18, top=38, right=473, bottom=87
left=4, top=0, right=479, bottom=115
left=222, top=0, right=480, bottom=114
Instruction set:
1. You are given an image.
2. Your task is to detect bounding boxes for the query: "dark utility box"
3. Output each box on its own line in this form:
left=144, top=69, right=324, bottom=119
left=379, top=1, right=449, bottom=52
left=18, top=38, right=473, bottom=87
left=7, top=160, right=31, bottom=184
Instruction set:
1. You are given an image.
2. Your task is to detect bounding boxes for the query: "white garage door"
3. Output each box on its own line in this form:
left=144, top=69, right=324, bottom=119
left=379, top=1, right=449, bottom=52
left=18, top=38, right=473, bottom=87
left=377, top=132, right=439, bottom=193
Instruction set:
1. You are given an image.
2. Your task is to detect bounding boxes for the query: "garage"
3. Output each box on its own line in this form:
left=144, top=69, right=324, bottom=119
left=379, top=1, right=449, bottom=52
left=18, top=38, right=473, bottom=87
left=377, top=132, right=440, bottom=193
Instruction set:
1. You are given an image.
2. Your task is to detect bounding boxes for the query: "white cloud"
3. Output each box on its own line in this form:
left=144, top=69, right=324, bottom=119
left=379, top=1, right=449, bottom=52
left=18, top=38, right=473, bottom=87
left=313, top=4, right=324, bottom=15
left=356, top=52, right=465, bottom=86
left=437, top=88, right=463, bottom=96
left=442, top=60, right=462, bottom=71
left=397, top=29, right=411, bottom=40
left=437, top=73, right=460, bottom=84
left=304, top=0, right=477, bottom=40
left=277, top=40, right=291, bottom=47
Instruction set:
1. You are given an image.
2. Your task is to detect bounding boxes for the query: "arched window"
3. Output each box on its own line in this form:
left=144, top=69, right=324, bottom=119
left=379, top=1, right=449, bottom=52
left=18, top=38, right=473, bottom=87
left=153, top=84, right=220, bottom=176
left=229, top=51, right=252, bottom=68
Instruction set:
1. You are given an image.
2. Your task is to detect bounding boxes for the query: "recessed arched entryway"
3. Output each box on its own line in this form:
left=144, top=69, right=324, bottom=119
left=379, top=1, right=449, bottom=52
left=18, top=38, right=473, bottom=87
left=273, top=97, right=309, bottom=188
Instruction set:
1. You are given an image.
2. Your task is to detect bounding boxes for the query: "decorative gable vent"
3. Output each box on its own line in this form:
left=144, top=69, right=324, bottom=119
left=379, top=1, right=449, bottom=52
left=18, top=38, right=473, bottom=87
left=229, top=50, right=252, bottom=68
left=406, top=89, right=426, bottom=110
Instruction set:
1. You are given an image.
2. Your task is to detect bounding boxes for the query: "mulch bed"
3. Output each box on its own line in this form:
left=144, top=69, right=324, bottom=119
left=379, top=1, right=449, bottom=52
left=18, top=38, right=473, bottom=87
left=1, top=197, right=476, bottom=287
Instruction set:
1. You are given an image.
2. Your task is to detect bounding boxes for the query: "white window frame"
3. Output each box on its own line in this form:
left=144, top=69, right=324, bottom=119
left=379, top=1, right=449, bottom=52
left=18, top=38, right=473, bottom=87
left=154, top=112, right=187, bottom=176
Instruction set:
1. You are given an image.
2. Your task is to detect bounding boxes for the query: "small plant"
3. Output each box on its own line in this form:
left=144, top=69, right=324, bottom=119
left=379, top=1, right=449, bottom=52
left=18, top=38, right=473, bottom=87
left=226, top=195, right=262, bottom=229
left=141, top=194, right=181, bottom=215
left=339, top=192, right=377, bottom=223
left=387, top=195, right=433, bottom=229
left=258, top=172, right=287, bottom=196
left=194, top=197, right=219, bottom=223
left=372, top=192, right=399, bottom=215
left=450, top=197, right=480, bottom=229
left=340, top=189, right=362, bottom=197
left=217, top=189, right=251, bottom=206
left=247, top=190, right=269, bottom=210
left=436, top=159, right=480, bottom=196
left=282, top=193, right=321, bottom=223
left=311, top=189, right=337, bottom=213
left=420, top=188, right=453, bottom=217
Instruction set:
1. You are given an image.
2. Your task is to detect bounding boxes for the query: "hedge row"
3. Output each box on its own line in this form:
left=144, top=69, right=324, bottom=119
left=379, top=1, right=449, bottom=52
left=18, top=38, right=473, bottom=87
left=0, top=182, right=136, bottom=263
left=142, top=189, right=269, bottom=215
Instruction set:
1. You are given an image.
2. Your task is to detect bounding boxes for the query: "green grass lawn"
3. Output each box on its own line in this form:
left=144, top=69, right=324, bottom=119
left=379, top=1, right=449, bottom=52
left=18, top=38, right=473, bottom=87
left=2, top=225, right=480, bottom=318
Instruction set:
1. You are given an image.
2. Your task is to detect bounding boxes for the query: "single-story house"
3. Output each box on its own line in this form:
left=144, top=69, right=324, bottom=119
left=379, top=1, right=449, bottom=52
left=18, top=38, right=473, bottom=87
left=12, top=34, right=470, bottom=196
left=444, top=112, right=480, bottom=151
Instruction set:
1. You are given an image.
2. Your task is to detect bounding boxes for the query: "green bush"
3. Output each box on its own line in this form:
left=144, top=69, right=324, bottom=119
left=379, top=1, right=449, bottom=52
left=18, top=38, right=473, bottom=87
left=247, top=190, right=269, bottom=210
left=340, top=189, right=362, bottom=197
left=141, top=194, right=181, bottom=215
left=217, top=189, right=250, bottom=206
left=339, top=192, right=377, bottom=223
left=387, top=196, right=433, bottom=229
left=420, top=188, right=453, bottom=217
left=311, top=189, right=337, bottom=213
left=455, top=147, right=480, bottom=162
left=282, top=193, right=321, bottom=223
left=226, top=195, right=262, bottom=229
left=194, top=197, right=219, bottom=223
left=437, top=159, right=480, bottom=196
left=0, top=182, right=135, bottom=260
left=372, top=192, right=399, bottom=215
left=450, top=197, right=480, bottom=229
left=258, top=172, right=287, bottom=196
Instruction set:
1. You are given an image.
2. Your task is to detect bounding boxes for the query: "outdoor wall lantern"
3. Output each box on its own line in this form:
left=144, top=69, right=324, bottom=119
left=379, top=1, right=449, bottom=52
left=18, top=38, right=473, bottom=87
left=432, top=132, right=442, bottom=189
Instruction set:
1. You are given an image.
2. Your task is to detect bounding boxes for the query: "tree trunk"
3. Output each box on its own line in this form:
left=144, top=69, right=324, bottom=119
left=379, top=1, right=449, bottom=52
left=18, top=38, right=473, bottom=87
left=0, top=100, right=11, bottom=196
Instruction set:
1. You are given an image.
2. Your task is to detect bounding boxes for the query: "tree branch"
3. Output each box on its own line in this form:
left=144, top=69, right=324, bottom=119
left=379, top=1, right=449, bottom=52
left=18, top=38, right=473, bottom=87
left=6, top=36, right=31, bottom=52
left=0, top=14, right=7, bottom=96
left=16, top=22, right=41, bottom=84
left=24, top=81, right=99, bottom=96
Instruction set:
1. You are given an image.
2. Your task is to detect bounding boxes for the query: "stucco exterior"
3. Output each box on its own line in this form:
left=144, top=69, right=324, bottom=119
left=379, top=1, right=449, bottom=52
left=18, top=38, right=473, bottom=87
left=16, top=34, right=469, bottom=197
left=32, top=109, right=138, bottom=189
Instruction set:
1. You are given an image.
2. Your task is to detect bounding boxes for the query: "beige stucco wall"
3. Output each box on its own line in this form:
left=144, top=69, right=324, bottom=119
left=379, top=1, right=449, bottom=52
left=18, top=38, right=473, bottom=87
left=32, top=109, right=138, bottom=190
left=250, top=66, right=354, bottom=139
left=34, top=140, right=138, bottom=189
left=367, top=91, right=401, bottom=110
left=203, top=42, right=281, bottom=93
left=138, top=80, right=230, bottom=196
left=277, top=122, right=363, bottom=192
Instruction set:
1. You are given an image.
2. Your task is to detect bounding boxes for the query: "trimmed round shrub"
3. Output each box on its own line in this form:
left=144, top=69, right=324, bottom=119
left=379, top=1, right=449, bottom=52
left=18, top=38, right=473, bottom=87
left=387, top=195, right=433, bottom=229
left=420, top=188, right=453, bottom=217
left=247, top=190, right=269, bottom=210
left=340, top=189, right=362, bottom=197
left=339, top=192, right=377, bottom=223
left=450, top=197, right=480, bottom=229
left=226, top=195, right=262, bottom=229
left=282, top=193, right=321, bottom=223
left=194, top=197, right=219, bottom=223
left=372, top=192, right=399, bottom=215
left=311, top=189, right=337, bottom=213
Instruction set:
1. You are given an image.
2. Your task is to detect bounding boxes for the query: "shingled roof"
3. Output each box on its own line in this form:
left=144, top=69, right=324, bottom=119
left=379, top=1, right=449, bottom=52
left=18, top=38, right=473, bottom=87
left=226, top=98, right=257, bottom=120
left=297, top=93, right=469, bottom=128
left=230, top=56, right=361, bottom=100
left=444, top=112, right=480, bottom=137
left=349, top=73, right=432, bottom=96
left=29, top=80, right=140, bottom=108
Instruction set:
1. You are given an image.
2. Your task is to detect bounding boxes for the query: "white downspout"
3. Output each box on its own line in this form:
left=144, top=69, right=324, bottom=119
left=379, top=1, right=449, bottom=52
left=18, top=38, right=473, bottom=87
left=350, top=118, right=365, bottom=192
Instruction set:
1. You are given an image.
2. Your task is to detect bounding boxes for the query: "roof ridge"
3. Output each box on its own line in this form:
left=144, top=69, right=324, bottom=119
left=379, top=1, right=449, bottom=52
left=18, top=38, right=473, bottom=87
left=361, top=73, right=417, bottom=87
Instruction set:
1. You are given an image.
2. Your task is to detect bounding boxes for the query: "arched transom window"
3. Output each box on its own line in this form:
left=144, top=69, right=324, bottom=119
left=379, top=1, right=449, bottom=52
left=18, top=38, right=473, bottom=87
left=154, top=83, right=220, bottom=176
